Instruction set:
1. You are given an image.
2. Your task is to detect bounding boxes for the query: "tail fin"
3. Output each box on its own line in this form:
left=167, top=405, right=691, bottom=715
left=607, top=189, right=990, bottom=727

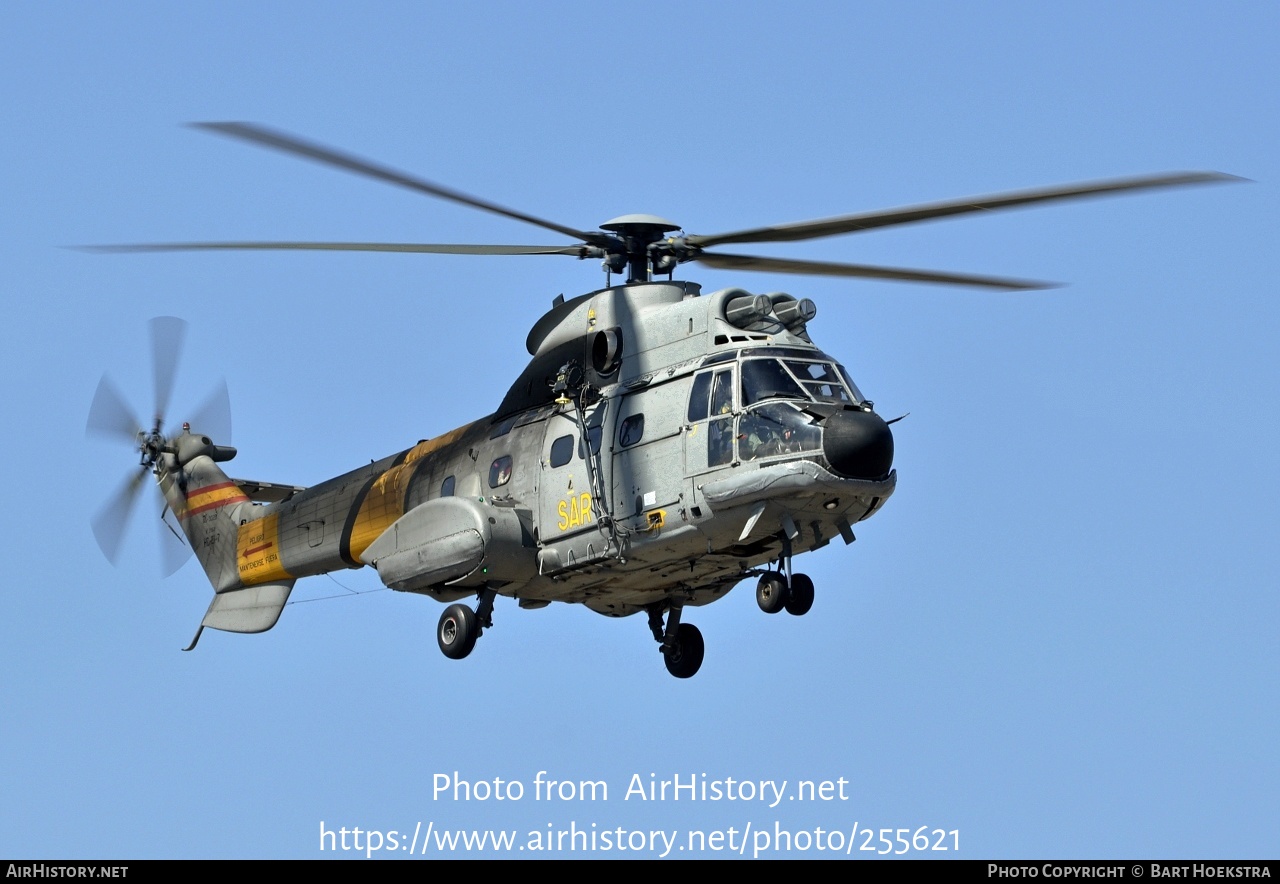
left=158, top=451, right=294, bottom=646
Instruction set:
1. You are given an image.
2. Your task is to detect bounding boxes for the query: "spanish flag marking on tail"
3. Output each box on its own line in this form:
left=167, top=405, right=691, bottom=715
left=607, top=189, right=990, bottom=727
left=179, top=481, right=250, bottom=519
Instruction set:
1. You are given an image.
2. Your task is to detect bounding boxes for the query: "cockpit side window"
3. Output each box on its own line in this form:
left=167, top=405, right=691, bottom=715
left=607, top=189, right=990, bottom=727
left=836, top=364, right=865, bottom=403
left=687, top=372, right=713, bottom=423
left=707, top=369, right=736, bottom=467
left=710, top=369, right=734, bottom=415
left=687, top=367, right=736, bottom=468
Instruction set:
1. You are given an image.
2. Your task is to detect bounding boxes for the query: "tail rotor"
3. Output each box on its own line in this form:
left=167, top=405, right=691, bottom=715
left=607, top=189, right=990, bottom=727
left=86, top=316, right=232, bottom=576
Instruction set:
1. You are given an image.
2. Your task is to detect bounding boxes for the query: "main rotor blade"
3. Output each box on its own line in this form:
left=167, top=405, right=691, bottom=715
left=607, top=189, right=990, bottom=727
left=182, top=378, right=232, bottom=443
left=694, top=252, right=1056, bottom=290
left=192, top=122, right=609, bottom=246
left=92, top=468, right=149, bottom=565
left=687, top=172, right=1243, bottom=248
left=149, top=316, right=187, bottom=428
left=82, top=241, right=592, bottom=257
left=87, top=375, right=141, bottom=443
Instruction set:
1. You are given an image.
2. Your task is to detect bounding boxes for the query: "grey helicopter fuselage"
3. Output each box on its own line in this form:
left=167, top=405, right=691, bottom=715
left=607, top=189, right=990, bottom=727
left=161, top=280, right=894, bottom=656
left=90, top=123, right=1235, bottom=677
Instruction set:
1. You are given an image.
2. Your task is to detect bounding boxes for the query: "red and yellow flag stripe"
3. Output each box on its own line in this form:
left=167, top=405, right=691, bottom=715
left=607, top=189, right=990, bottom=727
left=178, top=481, right=250, bottom=519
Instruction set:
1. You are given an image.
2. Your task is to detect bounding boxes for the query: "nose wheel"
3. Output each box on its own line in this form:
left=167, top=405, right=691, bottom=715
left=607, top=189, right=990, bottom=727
left=784, top=573, right=814, bottom=615
left=755, top=570, right=815, bottom=616
left=756, top=572, right=788, bottom=613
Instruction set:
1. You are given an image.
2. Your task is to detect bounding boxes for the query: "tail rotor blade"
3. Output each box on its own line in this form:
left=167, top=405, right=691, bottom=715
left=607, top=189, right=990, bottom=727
left=157, top=506, right=192, bottom=577
left=87, top=375, right=141, bottom=443
left=183, top=378, right=232, bottom=443
left=92, top=468, right=149, bottom=565
left=149, top=316, right=187, bottom=428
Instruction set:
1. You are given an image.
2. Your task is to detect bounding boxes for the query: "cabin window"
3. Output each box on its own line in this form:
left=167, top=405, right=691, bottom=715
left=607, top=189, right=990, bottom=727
left=488, top=416, right=518, bottom=439
left=619, top=414, right=645, bottom=447
left=440, top=475, right=455, bottom=497
left=549, top=434, right=575, bottom=468
left=515, top=403, right=556, bottom=428
left=488, top=455, right=513, bottom=488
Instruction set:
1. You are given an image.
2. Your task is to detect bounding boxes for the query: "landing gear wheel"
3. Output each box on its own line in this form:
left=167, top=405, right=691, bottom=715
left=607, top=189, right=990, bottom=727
left=756, top=571, right=789, bottom=614
left=785, top=573, right=815, bottom=616
left=437, top=603, right=479, bottom=660
left=663, top=623, right=705, bottom=679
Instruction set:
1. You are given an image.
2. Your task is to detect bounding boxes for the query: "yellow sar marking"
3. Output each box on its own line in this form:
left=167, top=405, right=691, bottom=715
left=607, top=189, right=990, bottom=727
left=557, top=492, right=594, bottom=532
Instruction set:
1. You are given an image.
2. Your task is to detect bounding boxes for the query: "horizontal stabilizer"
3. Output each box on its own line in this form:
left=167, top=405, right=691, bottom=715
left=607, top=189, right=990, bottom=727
left=232, top=478, right=308, bottom=504
left=199, top=581, right=295, bottom=635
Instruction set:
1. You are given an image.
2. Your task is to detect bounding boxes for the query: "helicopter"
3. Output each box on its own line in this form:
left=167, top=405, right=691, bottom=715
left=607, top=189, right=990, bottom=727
left=86, top=123, right=1238, bottom=678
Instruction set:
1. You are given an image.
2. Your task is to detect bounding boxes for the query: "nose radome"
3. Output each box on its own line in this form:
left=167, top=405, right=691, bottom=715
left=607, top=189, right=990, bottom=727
left=823, top=409, right=894, bottom=479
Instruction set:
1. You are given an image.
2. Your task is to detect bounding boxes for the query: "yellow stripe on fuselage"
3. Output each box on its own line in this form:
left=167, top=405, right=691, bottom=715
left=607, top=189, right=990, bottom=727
left=347, top=422, right=477, bottom=562
left=237, top=512, right=292, bottom=585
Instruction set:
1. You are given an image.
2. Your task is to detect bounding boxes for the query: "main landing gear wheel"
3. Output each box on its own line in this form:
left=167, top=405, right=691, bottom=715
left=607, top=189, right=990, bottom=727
left=785, top=573, right=814, bottom=616
left=437, top=603, right=479, bottom=660
left=756, top=571, right=789, bottom=614
left=663, top=623, right=705, bottom=679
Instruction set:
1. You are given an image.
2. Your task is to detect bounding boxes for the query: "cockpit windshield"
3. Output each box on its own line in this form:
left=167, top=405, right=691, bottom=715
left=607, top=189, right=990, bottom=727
left=739, top=402, right=823, bottom=461
left=741, top=359, right=807, bottom=405
left=740, top=356, right=862, bottom=406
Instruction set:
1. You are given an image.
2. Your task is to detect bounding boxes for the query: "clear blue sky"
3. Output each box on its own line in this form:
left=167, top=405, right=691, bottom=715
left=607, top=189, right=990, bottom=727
left=2, top=1, right=1275, bottom=859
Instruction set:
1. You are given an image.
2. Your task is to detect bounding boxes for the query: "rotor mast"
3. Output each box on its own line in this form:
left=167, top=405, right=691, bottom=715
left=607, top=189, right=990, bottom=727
left=599, top=215, right=682, bottom=283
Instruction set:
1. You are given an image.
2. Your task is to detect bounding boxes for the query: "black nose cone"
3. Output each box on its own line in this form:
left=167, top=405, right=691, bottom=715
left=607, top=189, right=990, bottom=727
left=824, top=409, right=894, bottom=479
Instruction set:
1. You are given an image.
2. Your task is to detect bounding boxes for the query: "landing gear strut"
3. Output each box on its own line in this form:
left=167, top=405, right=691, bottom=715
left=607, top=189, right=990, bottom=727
left=647, top=602, right=705, bottom=679
left=436, top=587, right=498, bottom=661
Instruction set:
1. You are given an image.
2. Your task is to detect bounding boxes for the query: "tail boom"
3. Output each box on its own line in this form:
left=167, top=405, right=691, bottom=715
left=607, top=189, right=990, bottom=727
left=159, top=454, right=296, bottom=641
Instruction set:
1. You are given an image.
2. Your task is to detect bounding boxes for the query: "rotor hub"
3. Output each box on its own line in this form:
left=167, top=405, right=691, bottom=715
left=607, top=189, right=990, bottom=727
left=598, top=216, right=686, bottom=282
